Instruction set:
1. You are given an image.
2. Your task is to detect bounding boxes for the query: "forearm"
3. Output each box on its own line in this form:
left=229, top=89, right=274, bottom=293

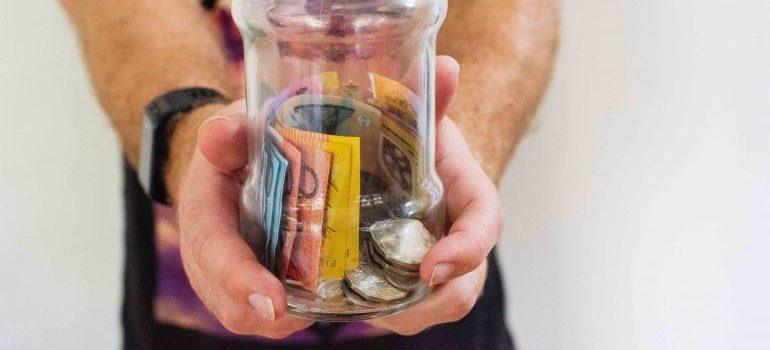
left=439, top=0, right=559, bottom=183
left=62, top=1, right=239, bottom=201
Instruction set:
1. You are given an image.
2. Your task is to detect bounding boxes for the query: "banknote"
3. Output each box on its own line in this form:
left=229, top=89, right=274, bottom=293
left=378, top=111, right=429, bottom=217
left=277, top=123, right=361, bottom=280
left=276, top=94, right=382, bottom=174
left=264, top=138, right=288, bottom=272
left=261, top=143, right=279, bottom=268
left=369, top=73, right=420, bottom=130
left=263, top=75, right=326, bottom=122
left=279, top=130, right=332, bottom=292
left=267, top=127, right=302, bottom=281
left=282, top=98, right=356, bottom=135
left=367, top=74, right=427, bottom=206
left=320, top=71, right=340, bottom=93
left=271, top=154, right=288, bottom=272
left=261, top=71, right=342, bottom=122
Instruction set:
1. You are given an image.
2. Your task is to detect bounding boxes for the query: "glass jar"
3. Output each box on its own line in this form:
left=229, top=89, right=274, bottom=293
left=233, top=0, right=447, bottom=321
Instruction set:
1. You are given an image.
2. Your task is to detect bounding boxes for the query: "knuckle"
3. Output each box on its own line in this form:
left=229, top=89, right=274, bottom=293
left=221, top=268, right=239, bottom=293
left=449, top=290, right=477, bottom=321
left=478, top=211, right=497, bottom=238
left=187, top=227, right=216, bottom=268
left=465, top=233, right=488, bottom=268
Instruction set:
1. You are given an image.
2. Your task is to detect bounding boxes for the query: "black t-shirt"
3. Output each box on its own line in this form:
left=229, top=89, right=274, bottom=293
left=121, top=162, right=514, bottom=349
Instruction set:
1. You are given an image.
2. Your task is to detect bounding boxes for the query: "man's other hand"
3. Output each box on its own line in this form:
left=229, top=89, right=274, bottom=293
left=367, top=58, right=503, bottom=334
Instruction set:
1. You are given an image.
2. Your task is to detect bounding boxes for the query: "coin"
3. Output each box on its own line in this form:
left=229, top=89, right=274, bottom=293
left=368, top=240, right=419, bottom=278
left=370, top=219, right=435, bottom=271
left=345, top=264, right=408, bottom=302
left=317, top=279, right=345, bottom=300
left=317, top=279, right=350, bottom=310
left=382, top=269, right=420, bottom=291
left=341, top=279, right=378, bottom=308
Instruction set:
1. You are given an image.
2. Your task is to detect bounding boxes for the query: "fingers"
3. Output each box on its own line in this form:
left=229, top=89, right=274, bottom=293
left=435, top=55, right=460, bottom=122
left=178, top=143, right=312, bottom=336
left=180, top=149, right=285, bottom=313
left=207, top=291, right=311, bottom=338
left=421, top=118, right=503, bottom=286
left=367, top=260, right=488, bottom=335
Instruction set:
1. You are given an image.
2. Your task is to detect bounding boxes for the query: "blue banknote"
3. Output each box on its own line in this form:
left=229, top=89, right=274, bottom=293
left=269, top=146, right=288, bottom=272
left=263, top=139, right=289, bottom=273
left=262, top=147, right=278, bottom=267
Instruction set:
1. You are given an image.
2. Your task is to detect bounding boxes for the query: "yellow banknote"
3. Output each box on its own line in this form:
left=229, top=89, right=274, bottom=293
left=369, top=73, right=420, bottom=130
left=320, top=71, right=340, bottom=93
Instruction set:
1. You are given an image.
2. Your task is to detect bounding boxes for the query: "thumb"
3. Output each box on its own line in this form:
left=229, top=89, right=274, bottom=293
left=197, top=115, right=249, bottom=175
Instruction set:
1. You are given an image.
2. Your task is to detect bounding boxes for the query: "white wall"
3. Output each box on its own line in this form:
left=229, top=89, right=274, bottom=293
left=1, top=1, right=768, bottom=349
left=497, top=1, right=770, bottom=349
left=0, top=2, right=122, bottom=349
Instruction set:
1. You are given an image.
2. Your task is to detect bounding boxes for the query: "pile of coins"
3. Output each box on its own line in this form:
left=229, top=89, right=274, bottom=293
left=338, top=219, right=436, bottom=306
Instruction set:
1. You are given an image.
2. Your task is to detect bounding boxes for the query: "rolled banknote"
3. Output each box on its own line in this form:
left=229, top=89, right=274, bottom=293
left=378, top=111, right=429, bottom=216
left=278, top=124, right=361, bottom=280
left=279, top=133, right=332, bottom=292
left=369, top=73, right=421, bottom=131
left=368, top=74, right=430, bottom=217
left=275, top=94, right=383, bottom=175
left=262, top=73, right=329, bottom=122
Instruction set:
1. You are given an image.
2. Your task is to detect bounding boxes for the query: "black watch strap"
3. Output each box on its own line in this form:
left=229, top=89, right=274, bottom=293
left=139, top=88, right=229, bottom=205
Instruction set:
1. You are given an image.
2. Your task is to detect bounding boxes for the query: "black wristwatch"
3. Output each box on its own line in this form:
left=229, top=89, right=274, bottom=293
left=139, top=88, right=229, bottom=205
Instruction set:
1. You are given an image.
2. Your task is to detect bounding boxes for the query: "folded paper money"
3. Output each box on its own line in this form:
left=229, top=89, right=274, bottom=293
left=278, top=124, right=361, bottom=280
left=267, top=128, right=302, bottom=281
left=278, top=127, right=331, bottom=292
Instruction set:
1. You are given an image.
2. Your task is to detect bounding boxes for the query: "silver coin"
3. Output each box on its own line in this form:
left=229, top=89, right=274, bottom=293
left=382, top=269, right=421, bottom=291
left=368, top=240, right=419, bottom=278
left=341, top=279, right=378, bottom=308
left=317, top=279, right=345, bottom=300
left=370, top=219, right=435, bottom=271
left=317, top=279, right=351, bottom=310
left=345, top=264, right=408, bottom=302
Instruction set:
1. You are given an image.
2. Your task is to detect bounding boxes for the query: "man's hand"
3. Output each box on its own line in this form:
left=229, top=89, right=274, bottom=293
left=177, top=101, right=312, bottom=338
left=367, top=83, right=503, bottom=335
left=176, top=56, right=501, bottom=338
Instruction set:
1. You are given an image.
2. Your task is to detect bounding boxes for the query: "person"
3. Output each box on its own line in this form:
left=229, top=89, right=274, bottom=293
left=60, top=0, right=558, bottom=349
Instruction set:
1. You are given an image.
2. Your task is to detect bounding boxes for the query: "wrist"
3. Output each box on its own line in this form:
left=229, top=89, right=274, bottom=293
left=164, top=102, right=227, bottom=206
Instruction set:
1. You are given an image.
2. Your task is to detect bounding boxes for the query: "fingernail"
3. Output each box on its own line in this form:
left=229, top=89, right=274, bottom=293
left=198, top=116, right=234, bottom=132
left=439, top=56, right=460, bottom=75
left=429, top=263, right=455, bottom=286
left=248, top=293, right=275, bottom=321
left=448, top=58, right=460, bottom=74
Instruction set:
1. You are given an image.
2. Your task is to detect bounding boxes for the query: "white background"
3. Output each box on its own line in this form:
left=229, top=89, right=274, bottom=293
left=1, top=1, right=769, bottom=349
